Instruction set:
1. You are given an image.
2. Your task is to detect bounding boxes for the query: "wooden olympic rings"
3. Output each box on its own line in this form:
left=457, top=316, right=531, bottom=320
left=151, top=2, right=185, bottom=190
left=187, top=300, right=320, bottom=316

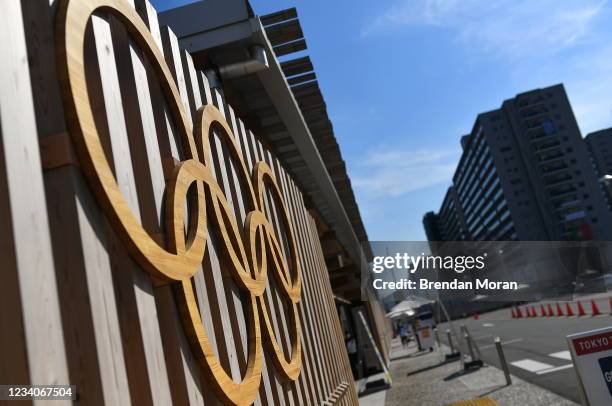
left=54, top=1, right=302, bottom=405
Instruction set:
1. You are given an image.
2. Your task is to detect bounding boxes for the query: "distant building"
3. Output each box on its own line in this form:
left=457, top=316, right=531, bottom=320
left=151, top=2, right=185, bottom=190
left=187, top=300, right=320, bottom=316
left=586, top=128, right=612, bottom=175
left=585, top=128, right=612, bottom=208
left=424, top=85, right=612, bottom=318
left=425, top=84, right=612, bottom=242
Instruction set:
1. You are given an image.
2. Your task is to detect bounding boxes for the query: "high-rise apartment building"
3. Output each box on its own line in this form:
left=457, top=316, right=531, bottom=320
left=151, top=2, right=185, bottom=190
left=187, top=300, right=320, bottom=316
left=586, top=128, right=612, bottom=176
left=424, top=84, right=612, bottom=242
left=585, top=128, right=612, bottom=209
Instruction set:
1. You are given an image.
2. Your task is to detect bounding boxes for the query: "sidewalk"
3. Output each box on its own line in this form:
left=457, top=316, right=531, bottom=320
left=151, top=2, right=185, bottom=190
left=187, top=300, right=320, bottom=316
left=359, top=340, right=578, bottom=406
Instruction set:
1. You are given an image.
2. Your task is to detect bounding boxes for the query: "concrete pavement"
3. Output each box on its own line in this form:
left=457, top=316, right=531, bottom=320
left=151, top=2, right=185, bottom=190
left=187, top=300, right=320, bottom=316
left=359, top=339, right=577, bottom=405
left=438, top=298, right=611, bottom=402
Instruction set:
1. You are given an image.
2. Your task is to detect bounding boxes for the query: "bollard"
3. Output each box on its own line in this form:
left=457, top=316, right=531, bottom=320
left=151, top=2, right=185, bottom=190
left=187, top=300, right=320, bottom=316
left=465, top=333, right=476, bottom=362
left=495, top=337, right=512, bottom=386
left=461, top=325, right=483, bottom=370
left=434, top=328, right=441, bottom=348
left=461, top=324, right=483, bottom=360
left=445, top=329, right=461, bottom=361
left=447, top=329, right=455, bottom=353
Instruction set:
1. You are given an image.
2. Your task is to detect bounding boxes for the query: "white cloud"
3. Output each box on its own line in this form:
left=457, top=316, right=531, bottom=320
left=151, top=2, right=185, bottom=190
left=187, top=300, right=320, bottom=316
left=362, top=0, right=612, bottom=134
left=362, top=0, right=606, bottom=61
left=352, top=148, right=459, bottom=197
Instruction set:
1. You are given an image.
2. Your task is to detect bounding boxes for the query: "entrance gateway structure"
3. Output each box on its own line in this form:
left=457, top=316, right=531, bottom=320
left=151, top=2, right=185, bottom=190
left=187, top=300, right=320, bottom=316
left=0, top=0, right=389, bottom=404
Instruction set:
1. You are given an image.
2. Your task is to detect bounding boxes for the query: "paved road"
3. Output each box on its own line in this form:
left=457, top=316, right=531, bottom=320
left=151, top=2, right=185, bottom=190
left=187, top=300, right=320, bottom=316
left=437, top=299, right=611, bottom=403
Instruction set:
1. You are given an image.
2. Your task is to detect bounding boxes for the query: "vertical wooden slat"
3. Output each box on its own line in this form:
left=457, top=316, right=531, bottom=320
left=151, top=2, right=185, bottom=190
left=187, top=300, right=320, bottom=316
left=274, top=161, right=318, bottom=405
left=254, top=140, right=296, bottom=406
left=288, top=180, right=335, bottom=402
left=161, top=25, right=192, bottom=128
left=241, top=128, right=287, bottom=406
left=307, top=208, right=346, bottom=398
left=0, top=1, right=69, bottom=402
left=275, top=163, right=320, bottom=405
left=219, top=101, right=267, bottom=406
left=264, top=152, right=310, bottom=406
left=309, top=214, right=354, bottom=405
left=106, top=3, right=173, bottom=404
left=20, top=1, right=131, bottom=405
left=156, top=22, right=210, bottom=406
left=233, top=116, right=275, bottom=406
left=126, top=14, right=207, bottom=405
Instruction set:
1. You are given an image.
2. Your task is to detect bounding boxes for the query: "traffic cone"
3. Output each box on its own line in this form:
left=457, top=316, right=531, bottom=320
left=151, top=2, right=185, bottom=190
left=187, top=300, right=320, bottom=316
left=565, top=302, right=574, bottom=317
left=556, top=302, right=564, bottom=317
left=591, top=300, right=601, bottom=316
left=547, top=303, right=554, bottom=317
left=577, top=301, right=587, bottom=317
left=511, top=308, right=516, bottom=318
left=540, top=304, right=546, bottom=317
left=516, top=307, right=523, bottom=318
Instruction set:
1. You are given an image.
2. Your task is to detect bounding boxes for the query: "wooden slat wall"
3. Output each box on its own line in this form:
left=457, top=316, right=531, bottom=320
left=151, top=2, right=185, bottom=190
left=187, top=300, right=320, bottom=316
left=1, top=0, right=359, bottom=405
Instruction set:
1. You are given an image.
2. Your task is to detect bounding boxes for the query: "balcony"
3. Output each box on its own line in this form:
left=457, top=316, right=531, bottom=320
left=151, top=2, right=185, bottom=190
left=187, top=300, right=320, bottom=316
left=518, top=99, right=545, bottom=113
left=538, top=151, right=565, bottom=164
left=534, top=140, right=560, bottom=153
left=561, top=210, right=586, bottom=223
left=544, top=176, right=573, bottom=189
left=549, top=188, right=578, bottom=200
left=528, top=128, right=549, bottom=141
left=521, top=110, right=550, bottom=123
left=540, top=161, right=568, bottom=175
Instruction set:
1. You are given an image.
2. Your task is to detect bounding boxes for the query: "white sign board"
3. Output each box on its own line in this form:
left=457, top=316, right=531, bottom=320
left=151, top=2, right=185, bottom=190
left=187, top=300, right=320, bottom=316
left=567, top=327, right=612, bottom=406
left=417, top=318, right=435, bottom=350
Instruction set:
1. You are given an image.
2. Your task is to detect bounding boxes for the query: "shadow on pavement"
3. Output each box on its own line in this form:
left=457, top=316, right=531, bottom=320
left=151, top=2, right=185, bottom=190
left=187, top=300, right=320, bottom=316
left=392, top=349, right=433, bottom=362
left=357, top=379, right=391, bottom=398
left=443, top=365, right=484, bottom=381
left=405, top=358, right=458, bottom=377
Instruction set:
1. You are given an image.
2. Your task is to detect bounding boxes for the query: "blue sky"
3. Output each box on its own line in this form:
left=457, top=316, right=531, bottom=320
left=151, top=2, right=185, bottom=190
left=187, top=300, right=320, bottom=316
left=153, top=0, right=612, bottom=241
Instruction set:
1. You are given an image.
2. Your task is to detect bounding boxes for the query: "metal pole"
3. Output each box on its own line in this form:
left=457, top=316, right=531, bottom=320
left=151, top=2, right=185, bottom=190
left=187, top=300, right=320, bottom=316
left=461, top=324, right=483, bottom=360
left=434, top=328, right=441, bottom=349
left=446, top=329, right=455, bottom=354
left=465, top=333, right=476, bottom=362
left=495, top=337, right=512, bottom=386
left=438, top=299, right=464, bottom=368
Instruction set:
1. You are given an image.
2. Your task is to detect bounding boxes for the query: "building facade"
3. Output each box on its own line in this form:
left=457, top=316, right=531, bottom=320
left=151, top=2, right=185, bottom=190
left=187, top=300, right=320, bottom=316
left=586, top=128, right=612, bottom=176
left=585, top=128, right=612, bottom=208
left=425, top=84, right=612, bottom=243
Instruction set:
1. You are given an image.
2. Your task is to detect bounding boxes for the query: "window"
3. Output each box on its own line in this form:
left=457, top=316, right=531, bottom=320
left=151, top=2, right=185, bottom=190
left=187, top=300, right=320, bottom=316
left=542, top=119, right=556, bottom=134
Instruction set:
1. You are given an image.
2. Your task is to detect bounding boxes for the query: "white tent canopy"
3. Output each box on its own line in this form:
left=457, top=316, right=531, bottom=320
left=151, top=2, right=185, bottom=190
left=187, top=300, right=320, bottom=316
left=386, top=296, right=433, bottom=320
